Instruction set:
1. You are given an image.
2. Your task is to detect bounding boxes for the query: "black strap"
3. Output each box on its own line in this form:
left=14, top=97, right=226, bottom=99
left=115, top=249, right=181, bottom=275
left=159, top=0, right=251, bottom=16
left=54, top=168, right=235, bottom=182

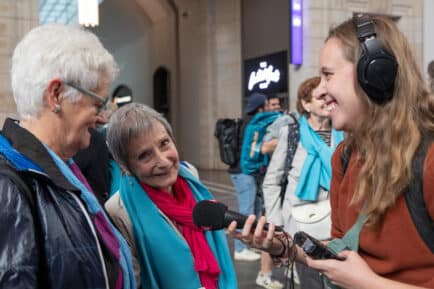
left=0, top=163, right=47, bottom=285
left=353, top=13, right=376, bottom=41
left=404, top=135, right=434, bottom=253
left=340, top=136, right=434, bottom=253
left=341, top=146, right=352, bottom=175
left=279, top=113, right=299, bottom=206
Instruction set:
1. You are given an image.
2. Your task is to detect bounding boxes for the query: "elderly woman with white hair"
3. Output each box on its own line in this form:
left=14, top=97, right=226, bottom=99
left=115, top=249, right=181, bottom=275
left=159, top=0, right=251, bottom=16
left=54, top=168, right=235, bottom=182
left=105, top=103, right=237, bottom=289
left=0, top=25, right=136, bottom=289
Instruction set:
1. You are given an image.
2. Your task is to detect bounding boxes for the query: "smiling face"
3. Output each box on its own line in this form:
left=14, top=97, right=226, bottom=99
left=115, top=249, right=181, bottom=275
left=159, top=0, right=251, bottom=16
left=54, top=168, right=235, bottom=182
left=56, top=77, right=110, bottom=158
left=126, top=121, right=179, bottom=193
left=319, top=37, right=368, bottom=132
left=302, top=82, right=330, bottom=120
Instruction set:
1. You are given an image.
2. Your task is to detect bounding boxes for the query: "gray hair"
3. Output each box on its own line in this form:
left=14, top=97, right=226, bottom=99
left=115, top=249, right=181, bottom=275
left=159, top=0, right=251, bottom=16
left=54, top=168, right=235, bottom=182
left=11, top=24, right=118, bottom=119
left=107, top=103, right=174, bottom=169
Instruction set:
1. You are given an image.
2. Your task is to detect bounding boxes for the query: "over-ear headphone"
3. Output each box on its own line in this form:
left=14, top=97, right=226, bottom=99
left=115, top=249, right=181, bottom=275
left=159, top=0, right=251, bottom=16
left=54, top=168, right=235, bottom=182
left=353, top=14, right=398, bottom=104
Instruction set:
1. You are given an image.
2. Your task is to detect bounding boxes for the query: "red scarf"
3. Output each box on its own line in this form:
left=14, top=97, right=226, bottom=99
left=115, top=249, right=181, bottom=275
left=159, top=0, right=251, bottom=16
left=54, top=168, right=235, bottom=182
left=142, top=176, right=221, bottom=289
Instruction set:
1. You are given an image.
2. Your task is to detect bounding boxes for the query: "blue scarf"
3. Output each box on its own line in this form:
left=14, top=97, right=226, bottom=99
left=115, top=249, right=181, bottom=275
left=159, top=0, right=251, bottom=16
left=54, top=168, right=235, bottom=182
left=119, top=165, right=237, bottom=289
left=45, top=148, right=136, bottom=289
left=295, top=115, right=344, bottom=201
left=0, top=134, right=43, bottom=172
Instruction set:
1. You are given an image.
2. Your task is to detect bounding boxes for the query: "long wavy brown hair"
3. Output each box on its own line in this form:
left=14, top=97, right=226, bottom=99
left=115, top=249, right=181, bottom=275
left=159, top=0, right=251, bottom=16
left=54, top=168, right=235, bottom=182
left=327, top=16, right=434, bottom=226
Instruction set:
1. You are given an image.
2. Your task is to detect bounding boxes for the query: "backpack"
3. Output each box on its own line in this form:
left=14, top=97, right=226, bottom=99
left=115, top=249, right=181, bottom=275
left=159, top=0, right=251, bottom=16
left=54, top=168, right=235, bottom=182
left=215, top=118, right=243, bottom=166
left=240, top=111, right=282, bottom=174
left=279, top=112, right=299, bottom=206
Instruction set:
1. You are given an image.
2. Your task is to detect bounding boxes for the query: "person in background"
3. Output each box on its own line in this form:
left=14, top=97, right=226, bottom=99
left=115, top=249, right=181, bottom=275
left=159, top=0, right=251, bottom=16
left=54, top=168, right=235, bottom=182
left=262, top=95, right=295, bottom=155
left=263, top=76, right=344, bottom=289
left=228, top=92, right=265, bottom=263
left=240, top=93, right=284, bottom=289
left=112, top=84, right=133, bottom=108
left=0, top=24, right=135, bottom=289
left=105, top=103, right=237, bottom=289
left=99, top=83, right=134, bottom=137
left=266, top=95, right=281, bottom=112
left=229, top=14, right=434, bottom=289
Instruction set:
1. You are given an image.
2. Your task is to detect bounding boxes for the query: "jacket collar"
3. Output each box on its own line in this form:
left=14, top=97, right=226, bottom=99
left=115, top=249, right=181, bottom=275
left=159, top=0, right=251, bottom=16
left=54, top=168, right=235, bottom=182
left=2, top=118, right=78, bottom=191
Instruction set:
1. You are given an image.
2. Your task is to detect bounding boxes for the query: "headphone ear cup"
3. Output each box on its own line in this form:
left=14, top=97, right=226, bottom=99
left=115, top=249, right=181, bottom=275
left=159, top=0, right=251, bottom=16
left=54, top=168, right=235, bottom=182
left=357, top=49, right=398, bottom=104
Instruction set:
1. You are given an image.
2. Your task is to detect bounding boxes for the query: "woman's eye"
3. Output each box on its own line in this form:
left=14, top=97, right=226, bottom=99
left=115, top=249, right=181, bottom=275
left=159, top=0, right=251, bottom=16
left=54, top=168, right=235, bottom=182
left=138, top=151, right=152, bottom=161
left=161, top=139, right=170, bottom=147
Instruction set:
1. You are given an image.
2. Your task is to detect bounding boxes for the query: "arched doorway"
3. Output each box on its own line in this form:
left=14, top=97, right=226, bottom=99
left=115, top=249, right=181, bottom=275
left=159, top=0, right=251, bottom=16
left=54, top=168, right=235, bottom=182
left=153, top=67, right=171, bottom=122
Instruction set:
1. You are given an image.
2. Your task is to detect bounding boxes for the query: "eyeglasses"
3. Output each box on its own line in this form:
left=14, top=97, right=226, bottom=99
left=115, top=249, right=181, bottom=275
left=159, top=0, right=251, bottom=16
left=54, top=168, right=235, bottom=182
left=64, top=81, right=109, bottom=115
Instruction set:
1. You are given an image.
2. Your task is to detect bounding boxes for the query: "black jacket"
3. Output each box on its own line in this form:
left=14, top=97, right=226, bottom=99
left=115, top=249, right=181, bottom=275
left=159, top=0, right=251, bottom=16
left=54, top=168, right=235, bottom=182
left=74, top=128, right=111, bottom=205
left=0, top=119, right=118, bottom=289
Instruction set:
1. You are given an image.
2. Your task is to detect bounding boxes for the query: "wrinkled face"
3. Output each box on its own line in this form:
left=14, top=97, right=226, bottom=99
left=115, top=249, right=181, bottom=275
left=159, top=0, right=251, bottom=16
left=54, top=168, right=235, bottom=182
left=266, top=97, right=281, bottom=112
left=319, top=38, right=367, bottom=132
left=59, top=77, right=109, bottom=156
left=303, top=83, right=330, bottom=119
left=126, top=122, right=179, bottom=193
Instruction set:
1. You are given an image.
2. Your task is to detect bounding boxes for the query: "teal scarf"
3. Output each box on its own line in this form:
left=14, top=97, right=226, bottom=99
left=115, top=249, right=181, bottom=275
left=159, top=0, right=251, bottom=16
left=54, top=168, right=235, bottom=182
left=119, top=165, right=237, bottom=289
left=295, top=116, right=344, bottom=201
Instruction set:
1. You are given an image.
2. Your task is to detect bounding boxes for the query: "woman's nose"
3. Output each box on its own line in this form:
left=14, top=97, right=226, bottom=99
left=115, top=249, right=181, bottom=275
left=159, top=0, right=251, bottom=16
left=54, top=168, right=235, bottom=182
left=96, top=111, right=108, bottom=125
left=154, top=151, right=171, bottom=167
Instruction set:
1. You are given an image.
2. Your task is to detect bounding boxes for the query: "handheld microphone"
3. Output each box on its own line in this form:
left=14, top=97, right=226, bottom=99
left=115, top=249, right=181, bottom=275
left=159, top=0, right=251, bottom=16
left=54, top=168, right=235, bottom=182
left=192, top=200, right=283, bottom=232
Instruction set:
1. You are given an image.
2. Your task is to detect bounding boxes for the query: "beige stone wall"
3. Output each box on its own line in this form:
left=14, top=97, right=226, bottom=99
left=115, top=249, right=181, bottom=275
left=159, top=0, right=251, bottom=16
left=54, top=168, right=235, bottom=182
left=288, top=0, right=424, bottom=110
left=0, top=0, right=39, bottom=125
left=146, top=0, right=178, bottom=139
left=175, top=0, right=242, bottom=169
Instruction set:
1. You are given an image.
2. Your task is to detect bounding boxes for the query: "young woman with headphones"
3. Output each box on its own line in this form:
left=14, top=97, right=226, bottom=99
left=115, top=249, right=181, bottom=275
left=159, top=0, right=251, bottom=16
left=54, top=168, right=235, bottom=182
left=228, top=14, right=434, bottom=289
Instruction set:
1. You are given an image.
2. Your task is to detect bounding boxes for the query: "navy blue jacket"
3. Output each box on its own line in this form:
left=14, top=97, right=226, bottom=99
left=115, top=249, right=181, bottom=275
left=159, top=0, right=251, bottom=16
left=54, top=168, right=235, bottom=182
left=0, top=119, right=118, bottom=289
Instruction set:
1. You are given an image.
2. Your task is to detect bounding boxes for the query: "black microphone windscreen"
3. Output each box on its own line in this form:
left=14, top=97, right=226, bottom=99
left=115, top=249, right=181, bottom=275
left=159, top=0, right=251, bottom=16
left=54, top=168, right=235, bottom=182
left=193, top=200, right=227, bottom=230
left=193, top=200, right=284, bottom=232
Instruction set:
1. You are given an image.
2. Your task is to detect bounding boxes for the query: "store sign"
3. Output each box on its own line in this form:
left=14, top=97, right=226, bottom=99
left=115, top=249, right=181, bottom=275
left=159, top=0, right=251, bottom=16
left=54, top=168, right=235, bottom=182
left=248, top=61, right=281, bottom=91
left=244, top=51, right=288, bottom=96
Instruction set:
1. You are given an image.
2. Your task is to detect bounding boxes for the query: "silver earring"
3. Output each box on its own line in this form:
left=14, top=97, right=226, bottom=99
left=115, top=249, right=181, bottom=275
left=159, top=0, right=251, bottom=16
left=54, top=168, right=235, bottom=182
left=53, top=104, right=61, bottom=113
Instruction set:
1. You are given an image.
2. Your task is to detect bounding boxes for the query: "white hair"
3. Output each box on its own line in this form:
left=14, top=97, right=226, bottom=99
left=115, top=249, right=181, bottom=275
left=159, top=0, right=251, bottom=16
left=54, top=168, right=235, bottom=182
left=11, top=24, right=118, bottom=119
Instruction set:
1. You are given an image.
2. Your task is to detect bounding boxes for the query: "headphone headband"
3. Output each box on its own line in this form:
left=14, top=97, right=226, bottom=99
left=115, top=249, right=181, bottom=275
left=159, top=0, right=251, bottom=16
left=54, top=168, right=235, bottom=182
left=354, top=14, right=376, bottom=41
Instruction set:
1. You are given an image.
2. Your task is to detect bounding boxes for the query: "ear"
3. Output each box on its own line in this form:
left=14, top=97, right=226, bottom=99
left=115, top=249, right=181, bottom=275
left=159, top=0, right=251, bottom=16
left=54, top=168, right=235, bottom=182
left=45, top=78, right=63, bottom=110
left=301, top=99, right=311, bottom=113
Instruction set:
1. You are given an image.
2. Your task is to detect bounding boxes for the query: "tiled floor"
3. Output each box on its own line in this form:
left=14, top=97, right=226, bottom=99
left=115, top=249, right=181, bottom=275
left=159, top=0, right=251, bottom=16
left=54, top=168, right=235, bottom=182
left=199, top=169, right=298, bottom=289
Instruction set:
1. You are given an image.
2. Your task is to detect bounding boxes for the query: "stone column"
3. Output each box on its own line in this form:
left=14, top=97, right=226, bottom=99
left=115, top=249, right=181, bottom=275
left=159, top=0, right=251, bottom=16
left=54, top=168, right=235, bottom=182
left=176, top=0, right=242, bottom=169
left=0, top=0, right=39, bottom=124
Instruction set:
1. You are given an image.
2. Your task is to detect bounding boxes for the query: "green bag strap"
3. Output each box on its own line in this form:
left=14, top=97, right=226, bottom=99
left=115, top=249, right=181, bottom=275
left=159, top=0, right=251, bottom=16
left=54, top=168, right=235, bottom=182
left=323, top=212, right=367, bottom=289
left=327, top=212, right=367, bottom=254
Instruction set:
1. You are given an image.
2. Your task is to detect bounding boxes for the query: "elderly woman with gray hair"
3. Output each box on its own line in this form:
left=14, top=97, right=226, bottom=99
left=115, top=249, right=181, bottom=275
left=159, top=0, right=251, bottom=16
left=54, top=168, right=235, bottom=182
left=105, top=103, right=237, bottom=289
left=0, top=24, right=135, bottom=289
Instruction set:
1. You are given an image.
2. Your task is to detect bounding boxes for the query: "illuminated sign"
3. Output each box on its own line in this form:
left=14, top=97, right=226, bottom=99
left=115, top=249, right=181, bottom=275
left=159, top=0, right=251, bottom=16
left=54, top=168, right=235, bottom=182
left=244, top=51, right=288, bottom=96
left=291, top=0, right=303, bottom=65
left=248, top=61, right=281, bottom=91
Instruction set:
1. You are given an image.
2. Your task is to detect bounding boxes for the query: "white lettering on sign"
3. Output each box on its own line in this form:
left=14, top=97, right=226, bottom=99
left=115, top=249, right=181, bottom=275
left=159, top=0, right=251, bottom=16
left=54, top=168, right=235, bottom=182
left=248, top=61, right=281, bottom=91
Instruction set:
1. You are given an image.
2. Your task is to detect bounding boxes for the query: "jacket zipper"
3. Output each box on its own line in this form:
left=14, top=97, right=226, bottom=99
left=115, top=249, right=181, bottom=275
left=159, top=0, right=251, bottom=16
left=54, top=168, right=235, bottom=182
left=69, top=192, right=110, bottom=289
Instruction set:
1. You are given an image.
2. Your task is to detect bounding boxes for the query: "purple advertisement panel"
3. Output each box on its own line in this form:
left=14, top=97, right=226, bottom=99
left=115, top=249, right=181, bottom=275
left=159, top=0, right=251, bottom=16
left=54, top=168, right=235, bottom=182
left=291, top=0, right=303, bottom=65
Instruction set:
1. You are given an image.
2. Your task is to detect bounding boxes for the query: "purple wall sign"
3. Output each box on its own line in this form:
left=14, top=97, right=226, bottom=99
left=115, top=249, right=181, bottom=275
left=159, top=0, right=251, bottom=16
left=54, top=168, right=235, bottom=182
left=291, top=0, right=303, bottom=65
